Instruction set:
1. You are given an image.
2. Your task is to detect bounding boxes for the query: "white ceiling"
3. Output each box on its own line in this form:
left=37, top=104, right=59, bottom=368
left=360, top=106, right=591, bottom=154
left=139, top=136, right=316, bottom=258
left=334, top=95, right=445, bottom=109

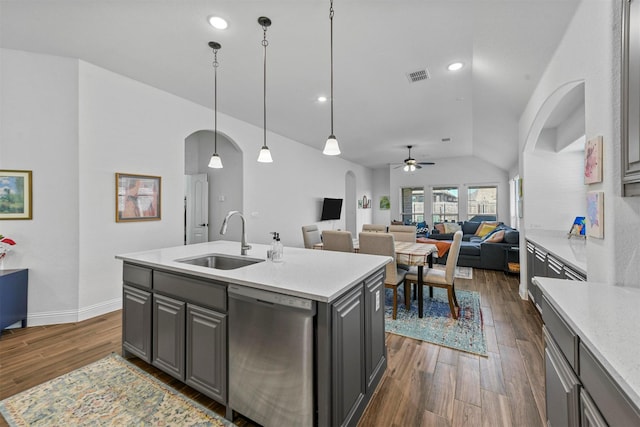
left=0, top=0, right=580, bottom=170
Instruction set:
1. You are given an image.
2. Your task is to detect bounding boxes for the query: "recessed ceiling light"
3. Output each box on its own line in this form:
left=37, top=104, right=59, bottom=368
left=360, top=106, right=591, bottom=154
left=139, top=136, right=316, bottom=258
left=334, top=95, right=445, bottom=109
left=317, top=96, right=328, bottom=102
left=447, top=62, right=464, bottom=71
left=208, top=16, right=228, bottom=30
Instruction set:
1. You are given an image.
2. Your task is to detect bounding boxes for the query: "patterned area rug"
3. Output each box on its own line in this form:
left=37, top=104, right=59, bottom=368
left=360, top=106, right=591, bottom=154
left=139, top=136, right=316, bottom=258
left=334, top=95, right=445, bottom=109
left=385, top=287, right=487, bottom=356
left=0, top=353, right=236, bottom=427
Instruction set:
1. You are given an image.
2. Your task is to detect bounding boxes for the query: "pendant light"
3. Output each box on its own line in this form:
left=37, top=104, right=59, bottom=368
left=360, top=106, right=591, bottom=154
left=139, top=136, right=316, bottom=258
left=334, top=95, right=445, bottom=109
left=257, top=17, right=273, bottom=163
left=323, top=0, right=340, bottom=156
left=208, top=41, right=223, bottom=169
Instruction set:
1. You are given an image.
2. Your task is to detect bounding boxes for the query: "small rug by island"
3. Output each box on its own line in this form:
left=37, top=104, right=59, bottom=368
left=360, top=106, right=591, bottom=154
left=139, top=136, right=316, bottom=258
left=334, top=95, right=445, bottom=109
left=0, top=353, right=236, bottom=427
left=385, top=287, right=487, bottom=356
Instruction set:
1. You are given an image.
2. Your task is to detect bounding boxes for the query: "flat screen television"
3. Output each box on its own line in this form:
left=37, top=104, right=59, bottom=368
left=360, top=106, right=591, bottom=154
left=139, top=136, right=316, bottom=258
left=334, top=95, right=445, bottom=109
left=321, top=198, right=343, bottom=221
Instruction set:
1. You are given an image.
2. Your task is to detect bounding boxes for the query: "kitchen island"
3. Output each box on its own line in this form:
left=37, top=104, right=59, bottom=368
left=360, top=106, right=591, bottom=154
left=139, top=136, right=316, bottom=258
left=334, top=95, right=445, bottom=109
left=116, top=240, right=391, bottom=427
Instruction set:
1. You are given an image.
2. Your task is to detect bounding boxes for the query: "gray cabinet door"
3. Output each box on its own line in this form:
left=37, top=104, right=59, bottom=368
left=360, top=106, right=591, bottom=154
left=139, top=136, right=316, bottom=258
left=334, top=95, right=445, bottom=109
left=526, top=241, right=536, bottom=302
left=153, top=294, right=185, bottom=380
left=333, top=285, right=366, bottom=427
left=580, top=389, right=607, bottom=427
left=122, top=285, right=152, bottom=362
left=544, top=327, right=580, bottom=427
left=186, top=304, right=227, bottom=403
left=364, top=269, right=386, bottom=390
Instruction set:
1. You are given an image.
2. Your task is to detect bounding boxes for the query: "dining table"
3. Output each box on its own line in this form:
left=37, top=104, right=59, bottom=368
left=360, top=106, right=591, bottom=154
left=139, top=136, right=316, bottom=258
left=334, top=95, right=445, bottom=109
left=312, top=238, right=438, bottom=317
left=394, top=241, right=438, bottom=318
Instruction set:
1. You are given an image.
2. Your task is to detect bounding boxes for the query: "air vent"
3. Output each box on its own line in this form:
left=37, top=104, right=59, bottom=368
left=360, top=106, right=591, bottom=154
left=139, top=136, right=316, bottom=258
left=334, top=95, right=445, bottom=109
left=406, top=68, right=430, bottom=83
left=441, top=138, right=451, bottom=143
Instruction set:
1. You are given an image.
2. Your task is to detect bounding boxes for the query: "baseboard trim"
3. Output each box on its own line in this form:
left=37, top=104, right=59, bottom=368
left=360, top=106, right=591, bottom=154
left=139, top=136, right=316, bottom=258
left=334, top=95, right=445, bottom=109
left=26, top=297, right=122, bottom=327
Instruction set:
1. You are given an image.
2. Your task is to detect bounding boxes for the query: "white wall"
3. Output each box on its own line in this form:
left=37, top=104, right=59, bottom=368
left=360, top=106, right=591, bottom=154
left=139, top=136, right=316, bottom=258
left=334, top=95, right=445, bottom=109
left=1, top=49, right=81, bottom=323
left=519, top=0, right=640, bottom=286
left=389, top=156, right=510, bottom=227
left=1, top=48, right=373, bottom=325
left=372, top=168, right=391, bottom=225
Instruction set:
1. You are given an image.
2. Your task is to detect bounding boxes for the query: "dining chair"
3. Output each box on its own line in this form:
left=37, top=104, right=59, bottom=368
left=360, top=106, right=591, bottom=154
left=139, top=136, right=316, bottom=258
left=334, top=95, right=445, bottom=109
left=301, top=225, right=322, bottom=249
left=362, top=224, right=387, bottom=233
left=322, top=230, right=355, bottom=252
left=358, top=232, right=408, bottom=319
left=404, top=230, right=463, bottom=319
left=388, top=225, right=416, bottom=242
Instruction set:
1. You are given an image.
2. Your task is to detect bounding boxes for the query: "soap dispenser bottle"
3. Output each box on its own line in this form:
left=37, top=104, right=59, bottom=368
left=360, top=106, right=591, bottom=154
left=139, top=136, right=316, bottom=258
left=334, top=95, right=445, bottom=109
left=271, top=232, right=283, bottom=263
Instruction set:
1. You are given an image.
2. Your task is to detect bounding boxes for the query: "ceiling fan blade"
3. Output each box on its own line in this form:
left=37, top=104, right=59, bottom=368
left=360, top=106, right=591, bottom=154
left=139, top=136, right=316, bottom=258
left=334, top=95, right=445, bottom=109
left=418, top=162, right=435, bottom=165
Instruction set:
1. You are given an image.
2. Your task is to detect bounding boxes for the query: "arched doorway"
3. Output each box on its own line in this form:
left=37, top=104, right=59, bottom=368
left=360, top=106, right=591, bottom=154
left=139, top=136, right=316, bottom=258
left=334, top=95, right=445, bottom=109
left=184, top=130, right=243, bottom=244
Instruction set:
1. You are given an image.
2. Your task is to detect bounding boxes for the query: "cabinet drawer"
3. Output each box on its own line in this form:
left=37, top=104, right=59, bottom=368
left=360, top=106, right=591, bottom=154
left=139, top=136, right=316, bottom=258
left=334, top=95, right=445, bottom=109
left=541, top=294, right=578, bottom=371
left=153, top=271, right=226, bottom=312
left=123, top=263, right=152, bottom=289
left=579, top=342, right=640, bottom=426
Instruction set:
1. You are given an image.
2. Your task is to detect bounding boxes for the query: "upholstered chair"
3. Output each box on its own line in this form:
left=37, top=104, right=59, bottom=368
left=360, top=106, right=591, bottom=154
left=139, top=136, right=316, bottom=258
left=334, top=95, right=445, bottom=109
left=301, top=225, right=322, bottom=249
left=362, top=224, right=387, bottom=233
left=322, top=230, right=355, bottom=253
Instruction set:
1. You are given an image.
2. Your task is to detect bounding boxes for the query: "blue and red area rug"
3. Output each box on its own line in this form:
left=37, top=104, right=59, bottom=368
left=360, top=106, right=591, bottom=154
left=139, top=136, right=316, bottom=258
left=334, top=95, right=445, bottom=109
left=385, top=286, right=487, bottom=356
left=0, top=353, right=236, bottom=426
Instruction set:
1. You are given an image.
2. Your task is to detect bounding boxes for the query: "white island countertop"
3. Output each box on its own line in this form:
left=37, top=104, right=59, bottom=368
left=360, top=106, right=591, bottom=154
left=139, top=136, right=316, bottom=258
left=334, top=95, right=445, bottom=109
left=526, top=230, right=587, bottom=274
left=116, top=240, right=391, bottom=303
left=534, top=277, right=640, bottom=410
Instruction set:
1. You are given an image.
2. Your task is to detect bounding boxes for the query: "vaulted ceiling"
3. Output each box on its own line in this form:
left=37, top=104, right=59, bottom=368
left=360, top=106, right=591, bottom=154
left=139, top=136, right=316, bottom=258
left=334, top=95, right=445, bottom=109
left=0, top=0, right=580, bottom=170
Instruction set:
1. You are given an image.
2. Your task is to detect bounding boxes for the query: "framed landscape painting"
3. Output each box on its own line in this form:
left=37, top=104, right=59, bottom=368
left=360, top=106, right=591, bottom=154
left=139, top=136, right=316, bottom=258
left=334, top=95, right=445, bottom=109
left=115, top=173, right=161, bottom=222
left=0, top=170, right=32, bottom=220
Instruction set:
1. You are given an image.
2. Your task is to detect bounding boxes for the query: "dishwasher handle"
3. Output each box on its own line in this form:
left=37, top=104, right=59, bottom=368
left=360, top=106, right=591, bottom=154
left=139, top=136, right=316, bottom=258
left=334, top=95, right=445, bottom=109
left=228, top=284, right=315, bottom=314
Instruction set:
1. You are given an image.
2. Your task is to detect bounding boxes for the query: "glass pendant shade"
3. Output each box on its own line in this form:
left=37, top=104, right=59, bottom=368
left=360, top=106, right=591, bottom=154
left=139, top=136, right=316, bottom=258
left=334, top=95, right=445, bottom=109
left=323, top=134, right=341, bottom=155
left=403, top=164, right=416, bottom=172
left=257, top=145, right=273, bottom=163
left=208, top=153, right=223, bottom=168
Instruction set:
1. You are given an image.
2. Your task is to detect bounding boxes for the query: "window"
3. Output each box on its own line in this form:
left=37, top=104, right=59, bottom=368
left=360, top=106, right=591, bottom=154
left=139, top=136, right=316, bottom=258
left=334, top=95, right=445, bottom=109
left=400, top=187, right=424, bottom=224
left=432, top=187, right=458, bottom=223
left=467, top=186, right=497, bottom=219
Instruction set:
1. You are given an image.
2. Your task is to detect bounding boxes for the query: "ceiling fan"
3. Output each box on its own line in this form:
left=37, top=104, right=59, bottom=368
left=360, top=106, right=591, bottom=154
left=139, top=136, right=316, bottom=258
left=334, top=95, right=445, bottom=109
left=395, top=145, right=435, bottom=171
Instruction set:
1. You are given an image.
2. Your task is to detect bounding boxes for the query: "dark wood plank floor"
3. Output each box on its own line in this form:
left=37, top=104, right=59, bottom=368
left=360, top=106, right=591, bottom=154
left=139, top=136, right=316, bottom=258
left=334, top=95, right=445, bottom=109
left=0, top=269, right=544, bottom=427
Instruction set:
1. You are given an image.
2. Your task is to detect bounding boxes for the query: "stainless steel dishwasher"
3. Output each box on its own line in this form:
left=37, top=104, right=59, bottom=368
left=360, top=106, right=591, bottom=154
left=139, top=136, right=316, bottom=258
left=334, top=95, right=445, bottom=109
left=228, top=284, right=316, bottom=427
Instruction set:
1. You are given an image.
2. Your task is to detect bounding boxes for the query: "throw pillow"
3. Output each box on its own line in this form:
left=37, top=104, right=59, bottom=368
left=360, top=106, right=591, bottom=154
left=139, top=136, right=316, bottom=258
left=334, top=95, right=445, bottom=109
left=443, top=222, right=462, bottom=233
left=475, top=222, right=498, bottom=237
left=462, top=221, right=481, bottom=235
left=416, top=221, right=428, bottom=234
left=434, top=223, right=445, bottom=234
left=391, top=220, right=404, bottom=225
left=484, top=230, right=505, bottom=243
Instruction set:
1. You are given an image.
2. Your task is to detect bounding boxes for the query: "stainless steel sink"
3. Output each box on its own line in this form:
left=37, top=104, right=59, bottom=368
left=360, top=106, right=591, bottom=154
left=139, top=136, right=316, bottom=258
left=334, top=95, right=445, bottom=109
left=176, top=253, right=264, bottom=270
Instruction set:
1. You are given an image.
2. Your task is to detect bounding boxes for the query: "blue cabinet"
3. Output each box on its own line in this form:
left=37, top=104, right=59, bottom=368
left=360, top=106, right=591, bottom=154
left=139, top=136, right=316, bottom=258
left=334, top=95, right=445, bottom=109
left=0, top=269, right=28, bottom=335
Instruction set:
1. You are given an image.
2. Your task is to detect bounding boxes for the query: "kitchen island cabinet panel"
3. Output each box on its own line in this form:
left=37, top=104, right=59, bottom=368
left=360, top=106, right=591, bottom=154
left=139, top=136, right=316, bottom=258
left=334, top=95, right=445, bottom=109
left=122, top=284, right=151, bottom=362
left=152, top=294, right=185, bottom=380
left=364, top=270, right=386, bottom=390
left=186, top=304, right=226, bottom=402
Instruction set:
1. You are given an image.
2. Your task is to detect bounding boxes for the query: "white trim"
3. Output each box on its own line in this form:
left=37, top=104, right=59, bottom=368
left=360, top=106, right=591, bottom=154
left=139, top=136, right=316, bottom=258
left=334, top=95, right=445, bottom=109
left=26, top=297, right=121, bottom=327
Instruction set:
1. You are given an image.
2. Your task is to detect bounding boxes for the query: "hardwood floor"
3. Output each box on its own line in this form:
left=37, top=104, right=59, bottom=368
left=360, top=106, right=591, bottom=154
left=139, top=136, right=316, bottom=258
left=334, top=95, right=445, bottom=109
left=0, top=269, right=544, bottom=427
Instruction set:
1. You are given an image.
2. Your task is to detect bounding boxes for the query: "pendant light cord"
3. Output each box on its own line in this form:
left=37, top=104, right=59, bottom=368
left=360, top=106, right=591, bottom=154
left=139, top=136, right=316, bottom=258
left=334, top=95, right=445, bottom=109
left=330, top=0, right=334, bottom=135
left=213, top=49, right=219, bottom=153
left=262, top=24, right=268, bottom=148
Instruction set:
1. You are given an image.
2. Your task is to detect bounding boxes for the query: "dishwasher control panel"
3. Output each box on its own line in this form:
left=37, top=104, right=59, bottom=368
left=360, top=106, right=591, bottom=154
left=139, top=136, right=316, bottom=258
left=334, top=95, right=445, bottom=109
left=228, top=284, right=314, bottom=311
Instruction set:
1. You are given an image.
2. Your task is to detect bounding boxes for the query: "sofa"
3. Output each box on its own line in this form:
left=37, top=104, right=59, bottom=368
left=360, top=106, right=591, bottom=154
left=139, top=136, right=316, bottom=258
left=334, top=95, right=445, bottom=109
left=426, top=220, right=519, bottom=271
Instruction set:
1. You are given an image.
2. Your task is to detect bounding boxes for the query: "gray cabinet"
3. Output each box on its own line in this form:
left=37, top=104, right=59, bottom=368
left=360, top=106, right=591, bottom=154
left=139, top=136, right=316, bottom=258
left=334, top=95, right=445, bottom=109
left=332, top=285, right=366, bottom=427
left=526, top=241, right=536, bottom=302
left=541, top=293, right=640, bottom=427
left=122, top=284, right=152, bottom=362
left=547, top=255, right=565, bottom=279
left=186, top=304, right=227, bottom=402
left=532, top=246, right=547, bottom=308
left=364, top=270, right=386, bottom=390
left=544, top=326, right=580, bottom=427
left=122, top=263, right=228, bottom=406
left=152, top=294, right=185, bottom=380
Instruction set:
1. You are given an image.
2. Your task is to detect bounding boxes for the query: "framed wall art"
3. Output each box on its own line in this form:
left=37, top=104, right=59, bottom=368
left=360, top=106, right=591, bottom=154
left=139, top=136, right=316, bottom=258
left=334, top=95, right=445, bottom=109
left=0, top=170, right=32, bottom=220
left=586, top=191, right=604, bottom=239
left=584, top=136, right=603, bottom=184
left=379, top=195, right=390, bottom=210
left=115, top=173, right=161, bottom=222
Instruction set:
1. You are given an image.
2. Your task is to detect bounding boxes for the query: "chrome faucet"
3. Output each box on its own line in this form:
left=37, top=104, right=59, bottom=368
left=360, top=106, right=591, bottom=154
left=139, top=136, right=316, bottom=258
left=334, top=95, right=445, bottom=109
left=220, top=211, right=252, bottom=255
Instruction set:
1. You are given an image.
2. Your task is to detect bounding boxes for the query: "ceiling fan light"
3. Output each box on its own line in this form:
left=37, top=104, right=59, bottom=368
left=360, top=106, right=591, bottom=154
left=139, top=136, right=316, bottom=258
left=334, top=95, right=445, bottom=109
left=257, top=145, right=273, bottom=163
left=208, top=16, right=228, bottom=30
left=208, top=153, right=223, bottom=168
left=323, top=134, right=341, bottom=155
left=403, top=165, right=409, bottom=172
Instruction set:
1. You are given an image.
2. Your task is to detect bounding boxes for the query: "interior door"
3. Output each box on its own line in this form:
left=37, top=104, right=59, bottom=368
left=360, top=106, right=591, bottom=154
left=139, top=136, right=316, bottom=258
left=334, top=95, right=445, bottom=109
left=186, top=174, right=209, bottom=244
